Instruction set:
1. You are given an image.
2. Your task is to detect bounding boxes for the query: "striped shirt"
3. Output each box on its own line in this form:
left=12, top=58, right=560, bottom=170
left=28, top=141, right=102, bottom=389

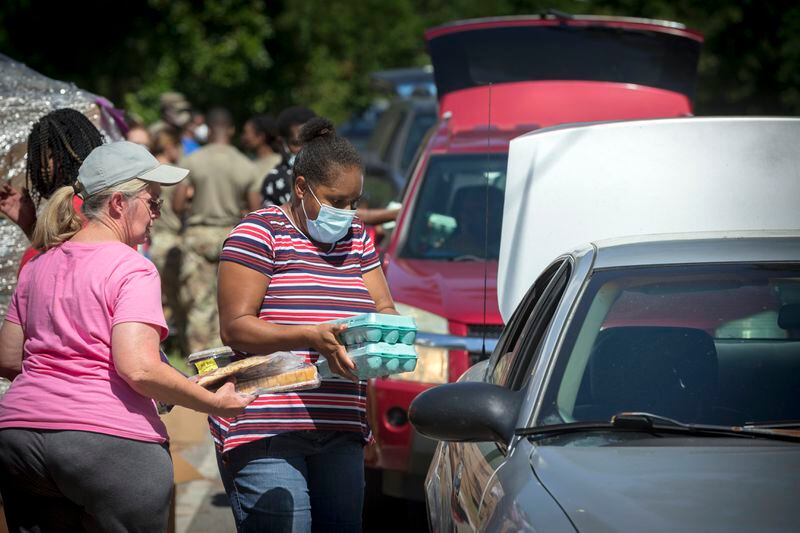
left=210, top=206, right=381, bottom=453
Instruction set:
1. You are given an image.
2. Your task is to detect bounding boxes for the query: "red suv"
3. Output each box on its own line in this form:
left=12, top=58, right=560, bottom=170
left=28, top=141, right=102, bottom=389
left=368, top=14, right=703, bottom=500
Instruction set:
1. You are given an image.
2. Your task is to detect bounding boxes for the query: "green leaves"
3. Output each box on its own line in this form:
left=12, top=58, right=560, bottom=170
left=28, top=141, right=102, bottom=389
left=1, top=0, right=799, bottom=125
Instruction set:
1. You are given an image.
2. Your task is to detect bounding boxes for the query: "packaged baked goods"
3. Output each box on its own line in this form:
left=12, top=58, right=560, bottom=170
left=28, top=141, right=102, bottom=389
left=187, top=346, right=234, bottom=375
left=192, top=352, right=320, bottom=395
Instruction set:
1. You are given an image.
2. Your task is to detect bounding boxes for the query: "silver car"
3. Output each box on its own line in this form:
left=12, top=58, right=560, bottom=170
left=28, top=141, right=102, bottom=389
left=410, top=118, right=800, bottom=532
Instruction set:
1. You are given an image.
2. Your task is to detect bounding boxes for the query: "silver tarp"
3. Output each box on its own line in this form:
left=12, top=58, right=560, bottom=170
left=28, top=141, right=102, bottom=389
left=0, top=53, right=123, bottom=317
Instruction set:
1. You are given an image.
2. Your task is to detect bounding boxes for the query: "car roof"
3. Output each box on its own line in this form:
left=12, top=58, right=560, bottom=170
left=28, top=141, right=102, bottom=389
left=426, top=122, right=535, bottom=154
left=589, top=231, right=800, bottom=270
left=498, top=116, right=800, bottom=321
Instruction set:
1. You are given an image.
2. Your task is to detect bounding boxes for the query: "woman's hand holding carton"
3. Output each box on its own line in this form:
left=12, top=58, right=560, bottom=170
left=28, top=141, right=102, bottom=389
left=308, top=323, right=358, bottom=381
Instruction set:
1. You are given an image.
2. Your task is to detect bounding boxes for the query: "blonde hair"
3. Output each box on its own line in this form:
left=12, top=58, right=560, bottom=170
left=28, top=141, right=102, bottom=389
left=31, top=179, right=149, bottom=250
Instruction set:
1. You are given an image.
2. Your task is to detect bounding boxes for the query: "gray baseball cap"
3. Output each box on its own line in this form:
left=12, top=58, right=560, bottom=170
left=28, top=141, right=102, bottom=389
left=77, top=141, right=188, bottom=196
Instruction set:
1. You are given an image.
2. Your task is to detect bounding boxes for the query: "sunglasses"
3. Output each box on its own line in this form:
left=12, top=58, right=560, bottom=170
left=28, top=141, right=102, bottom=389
left=139, top=196, right=164, bottom=215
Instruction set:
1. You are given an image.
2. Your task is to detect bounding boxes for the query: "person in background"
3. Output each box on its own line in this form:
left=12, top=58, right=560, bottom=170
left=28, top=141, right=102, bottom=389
left=150, top=92, right=198, bottom=155
left=241, top=114, right=282, bottom=211
left=215, top=117, right=397, bottom=532
left=0, top=141, right=253, bottom=532
left=260, top=106, right=316, bottom=207
left=149, top=128, right=188, bottom=356
left=126, top=124, right=151, bottom=148
left=254, top=106, right=399, bottom=245
left=187, top=111, right=209, bottom=147
left=172, top=107, right=255, bottom=355
left=0, top=108, right=104, bottom=270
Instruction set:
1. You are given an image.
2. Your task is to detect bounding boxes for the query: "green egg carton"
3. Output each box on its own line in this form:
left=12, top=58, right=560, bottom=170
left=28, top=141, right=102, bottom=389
left=317, top=342, right=418, bottom=380
left=331, top=313, right=417, bottom=346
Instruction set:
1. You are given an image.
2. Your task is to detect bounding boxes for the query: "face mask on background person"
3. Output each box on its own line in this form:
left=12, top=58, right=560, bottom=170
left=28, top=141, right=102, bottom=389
left=302, top=186, right=355, bottom=243
left=193, top=123, right=209, bottom=143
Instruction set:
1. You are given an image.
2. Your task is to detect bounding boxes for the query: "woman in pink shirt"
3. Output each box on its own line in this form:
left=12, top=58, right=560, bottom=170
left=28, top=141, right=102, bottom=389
left=0, top=141, right=254, bottom=532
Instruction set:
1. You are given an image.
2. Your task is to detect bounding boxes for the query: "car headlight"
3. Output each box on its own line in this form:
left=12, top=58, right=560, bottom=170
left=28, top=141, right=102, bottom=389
left=392, top=303, right=449, bottom=383
left=394, top=303, right=448, bottom=334
left=388, top=346, right=449, bottom=384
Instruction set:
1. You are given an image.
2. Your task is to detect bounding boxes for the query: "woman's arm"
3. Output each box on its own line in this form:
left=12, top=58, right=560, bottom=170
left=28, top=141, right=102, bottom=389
left=0, top=320, right=24, bottom=380
left=356, top=207, right=400, bottom=226
left=247, top=190, right=263, bottom=212
left=112, top=322, right=254, bottom=417
left=218, top=261, right=357, bottom=380
left=171, top=181, right=192, bottom=217
left=363, top=267, right=398, bottom=315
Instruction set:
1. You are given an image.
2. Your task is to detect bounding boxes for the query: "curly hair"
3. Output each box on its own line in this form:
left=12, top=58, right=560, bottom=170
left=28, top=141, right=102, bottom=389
left=293, top=117, right=362, bottom=187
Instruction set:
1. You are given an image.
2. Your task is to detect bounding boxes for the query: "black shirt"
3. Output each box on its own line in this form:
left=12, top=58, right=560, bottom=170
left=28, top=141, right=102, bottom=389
left=260, top=153, right=294, bottom=207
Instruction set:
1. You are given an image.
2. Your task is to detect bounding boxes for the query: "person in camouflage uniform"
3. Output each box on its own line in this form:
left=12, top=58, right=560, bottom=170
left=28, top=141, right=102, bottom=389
left=148, top=128, right=188, bottom=355
left=172, top=108, right=255, bottom=355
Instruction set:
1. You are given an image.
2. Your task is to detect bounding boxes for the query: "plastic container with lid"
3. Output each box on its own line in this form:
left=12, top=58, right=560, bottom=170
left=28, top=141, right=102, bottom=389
left=331, top=313, right=417, bottom=346
left=191, top=352, right=321, bottom=395
left=187, top=346, right=234, bottom=375
left=316, top=342, right=418, bottom=380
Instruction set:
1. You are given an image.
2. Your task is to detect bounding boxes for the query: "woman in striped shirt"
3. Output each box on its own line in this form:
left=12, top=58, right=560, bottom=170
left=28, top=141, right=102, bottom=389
left=216, top=117, right=397, bottom=532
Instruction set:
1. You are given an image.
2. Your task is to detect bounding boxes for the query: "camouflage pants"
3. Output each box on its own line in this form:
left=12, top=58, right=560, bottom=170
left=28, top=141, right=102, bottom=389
left=149, top=229, right=187, bottom=356
left=181, top=226, right=232, bottom=356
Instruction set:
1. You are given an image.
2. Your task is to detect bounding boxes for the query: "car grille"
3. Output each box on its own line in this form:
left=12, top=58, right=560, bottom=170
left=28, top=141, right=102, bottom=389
left=466, top=324, right=503, bottom=365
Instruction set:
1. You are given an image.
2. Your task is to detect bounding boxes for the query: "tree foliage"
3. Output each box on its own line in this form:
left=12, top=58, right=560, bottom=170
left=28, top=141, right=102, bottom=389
left=0, top=0, right=798, bottom=125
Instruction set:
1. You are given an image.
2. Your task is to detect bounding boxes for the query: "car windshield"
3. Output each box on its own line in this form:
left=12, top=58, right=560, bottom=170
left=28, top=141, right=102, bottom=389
left=537, top=263, right=800, bottom=428
left=400, top=154, right=507, bottom=260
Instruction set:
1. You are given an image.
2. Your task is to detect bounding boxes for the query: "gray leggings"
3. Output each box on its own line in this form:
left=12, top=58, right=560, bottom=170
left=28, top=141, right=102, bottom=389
left=0, top=428, right=173, bottom=533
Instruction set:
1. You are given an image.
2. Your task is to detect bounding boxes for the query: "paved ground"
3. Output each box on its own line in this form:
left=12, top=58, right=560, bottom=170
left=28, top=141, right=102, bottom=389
left=174, top=436, right=236, bottom=533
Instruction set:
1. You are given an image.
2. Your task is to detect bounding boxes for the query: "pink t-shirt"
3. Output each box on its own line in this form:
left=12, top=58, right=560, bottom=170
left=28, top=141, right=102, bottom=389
left=0, top=240, right=169, bottom=443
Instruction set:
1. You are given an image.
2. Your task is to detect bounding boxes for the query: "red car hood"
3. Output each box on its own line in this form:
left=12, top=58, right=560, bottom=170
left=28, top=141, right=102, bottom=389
left=385, top=256, right=502, bottom=326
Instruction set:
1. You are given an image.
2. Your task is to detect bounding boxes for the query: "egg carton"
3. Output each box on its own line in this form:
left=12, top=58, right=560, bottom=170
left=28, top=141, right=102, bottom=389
left=331, top=313, right=417, bottom=346
left=317, top=342, right=418, bottom=380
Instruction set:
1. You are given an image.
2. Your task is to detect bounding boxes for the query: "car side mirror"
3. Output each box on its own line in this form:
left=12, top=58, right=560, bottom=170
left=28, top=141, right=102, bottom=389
left=409, top=382, right=523, bottom=443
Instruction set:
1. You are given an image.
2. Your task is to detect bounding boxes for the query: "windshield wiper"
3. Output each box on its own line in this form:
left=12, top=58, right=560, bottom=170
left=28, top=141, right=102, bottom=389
left=517, top=412, right=800, bottom=442
left=743, top=420, right=800, bottom=429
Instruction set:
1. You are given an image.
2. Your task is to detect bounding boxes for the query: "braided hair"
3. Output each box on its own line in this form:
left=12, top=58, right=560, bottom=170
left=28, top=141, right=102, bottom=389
left=293, top=117, right=362, bottom=187
left=26, top=108, right=103, bottom=205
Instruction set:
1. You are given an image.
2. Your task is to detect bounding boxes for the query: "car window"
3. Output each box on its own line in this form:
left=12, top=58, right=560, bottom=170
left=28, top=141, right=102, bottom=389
left=399, top=154, right=507, bottom=261
left=367, top=106, right=406, bottom=160
left=384, top=109, right=410, bottom=163
left=488, top=260, right=567, bottom=386
left=492, top=261, right=571, bottom=390
left=537, top=263, right=800, bottom=427
left=398, top=127, right=435, bottom=203
left=399, top=111, right=437, bottom=175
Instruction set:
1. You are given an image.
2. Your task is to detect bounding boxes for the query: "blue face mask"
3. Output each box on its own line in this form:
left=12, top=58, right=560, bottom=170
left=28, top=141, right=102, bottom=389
left=302, top=186, right=356, bottom=243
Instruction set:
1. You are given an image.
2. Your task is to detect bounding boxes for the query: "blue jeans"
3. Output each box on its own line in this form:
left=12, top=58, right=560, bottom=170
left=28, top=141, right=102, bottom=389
left=216, top=430, right=365, bottom=533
